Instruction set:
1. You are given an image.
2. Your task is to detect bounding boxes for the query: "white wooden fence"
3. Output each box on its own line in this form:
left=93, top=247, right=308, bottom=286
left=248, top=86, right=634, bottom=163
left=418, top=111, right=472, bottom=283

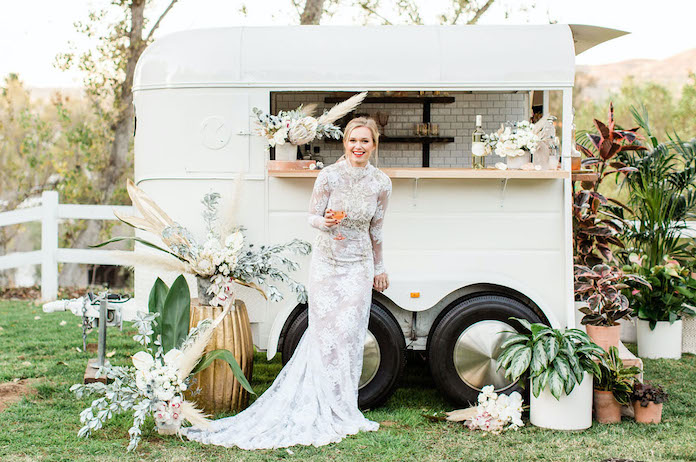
left=0, top=191, right=134, bottom=301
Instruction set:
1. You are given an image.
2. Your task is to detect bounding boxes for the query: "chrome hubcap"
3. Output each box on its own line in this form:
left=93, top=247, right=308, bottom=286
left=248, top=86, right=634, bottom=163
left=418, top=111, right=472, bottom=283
left=453, top=320, right=517, bottom=391
left=359, top=330, right=380, bottom=389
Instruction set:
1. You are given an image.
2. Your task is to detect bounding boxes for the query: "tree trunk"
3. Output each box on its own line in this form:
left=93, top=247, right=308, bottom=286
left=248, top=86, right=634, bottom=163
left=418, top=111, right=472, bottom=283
left=59, top=1, right=146, bottom=288
left=300, top=0, right=326, bottom=24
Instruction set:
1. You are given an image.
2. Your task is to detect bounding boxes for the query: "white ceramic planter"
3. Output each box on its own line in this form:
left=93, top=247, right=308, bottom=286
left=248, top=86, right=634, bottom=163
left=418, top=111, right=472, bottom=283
left=637, top=319, right=682, bottom=359
left=619, top=316, right=637, bottom=344
left=275, top=142, right=298, bottom=161
left=530, top=372, right=593, bottom=430
left=506, top=152, right=531, bottom=169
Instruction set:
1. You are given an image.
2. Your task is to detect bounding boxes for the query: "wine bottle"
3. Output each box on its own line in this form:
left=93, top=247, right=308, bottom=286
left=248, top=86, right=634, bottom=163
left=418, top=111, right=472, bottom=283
left=471, top=115, right=486, bottom=169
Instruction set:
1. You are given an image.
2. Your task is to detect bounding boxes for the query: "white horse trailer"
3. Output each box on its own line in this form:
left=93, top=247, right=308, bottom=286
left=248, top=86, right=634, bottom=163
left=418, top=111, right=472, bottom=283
left=132, top=25, right=626, bottom=407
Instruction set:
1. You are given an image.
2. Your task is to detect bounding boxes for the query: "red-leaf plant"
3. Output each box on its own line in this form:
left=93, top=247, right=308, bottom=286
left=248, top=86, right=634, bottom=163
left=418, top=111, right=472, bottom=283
left=574, top=263, right=651, bottom=327
left=573, top=103, right=647, bottom=268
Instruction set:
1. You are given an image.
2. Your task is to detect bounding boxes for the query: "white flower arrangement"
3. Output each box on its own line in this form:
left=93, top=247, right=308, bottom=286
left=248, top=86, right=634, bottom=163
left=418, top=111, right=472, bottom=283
left=71, top=310, right=229, bottom=451
left=491, top=120, right=541, bottom=158
left=100, top=180, right=311, bottom=307
left=467, top=385, right=524, bottom=434
left=252, top=92, right=368, bottom=148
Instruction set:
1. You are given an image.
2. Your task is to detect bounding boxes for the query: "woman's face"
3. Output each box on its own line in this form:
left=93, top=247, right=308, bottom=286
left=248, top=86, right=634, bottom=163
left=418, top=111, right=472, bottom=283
left=344, top=126, right=375, bottom=167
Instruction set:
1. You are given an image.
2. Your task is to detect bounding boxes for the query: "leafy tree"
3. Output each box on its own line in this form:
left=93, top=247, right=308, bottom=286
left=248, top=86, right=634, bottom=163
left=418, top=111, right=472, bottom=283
left=53, top=0, right=182, bottom=283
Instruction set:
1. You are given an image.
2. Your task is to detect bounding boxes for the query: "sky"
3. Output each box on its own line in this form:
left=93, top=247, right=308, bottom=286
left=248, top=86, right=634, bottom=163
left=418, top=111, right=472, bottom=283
left=1, top=0, right=695, bottom=88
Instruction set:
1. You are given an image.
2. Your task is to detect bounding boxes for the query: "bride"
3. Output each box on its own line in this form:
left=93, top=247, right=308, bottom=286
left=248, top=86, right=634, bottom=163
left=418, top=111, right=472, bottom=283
left=183, top=117, right=392, bottom=449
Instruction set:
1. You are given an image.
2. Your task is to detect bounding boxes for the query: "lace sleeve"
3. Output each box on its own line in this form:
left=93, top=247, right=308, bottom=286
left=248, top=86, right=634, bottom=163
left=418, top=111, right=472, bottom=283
left=308, top=170, right=330, bottom=231
left=370, top=177, right=392, bottom=275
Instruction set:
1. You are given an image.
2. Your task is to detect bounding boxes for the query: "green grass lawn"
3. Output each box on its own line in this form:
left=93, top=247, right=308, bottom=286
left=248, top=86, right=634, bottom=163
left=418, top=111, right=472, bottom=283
left=1, top=300, right=696, bottom=462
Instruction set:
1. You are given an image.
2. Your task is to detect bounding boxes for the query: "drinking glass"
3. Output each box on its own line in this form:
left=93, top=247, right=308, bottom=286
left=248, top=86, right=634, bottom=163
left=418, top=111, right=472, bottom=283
left=329, top=198, right=346, bottom=241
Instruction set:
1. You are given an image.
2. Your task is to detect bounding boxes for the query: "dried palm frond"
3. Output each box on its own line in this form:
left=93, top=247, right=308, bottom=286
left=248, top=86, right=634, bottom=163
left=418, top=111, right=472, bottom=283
left=179, top=400, right=211, bottom=429
left=176, top=300, right=233, bottom=381
left=110, top=250, right=192, bottom=274
left=219, top=173, right=242, bottom=238
left=299, top=103, right=317, bottom=117
left=445, top=407, right=478, bottom=422
left=317, top=92, right=368, bottom=125
left=115, top=179, right=197, bottom=252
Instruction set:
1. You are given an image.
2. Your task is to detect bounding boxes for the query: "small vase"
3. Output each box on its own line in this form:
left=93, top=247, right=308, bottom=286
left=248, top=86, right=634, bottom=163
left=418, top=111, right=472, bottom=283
left=472, top=155, right=486, bottom=169
left=196, top=277, right=215, bottom=306
left=633, top=401, right=663, bottom=424
left=506, top=152, right=531, bottom=169
left=275, top=142, right=298, bottom=161
left=156, top=421, right=180, bottom=435
left=586, top=324, right=621, bottom=353
left=593, top=390, right=621, bottom=424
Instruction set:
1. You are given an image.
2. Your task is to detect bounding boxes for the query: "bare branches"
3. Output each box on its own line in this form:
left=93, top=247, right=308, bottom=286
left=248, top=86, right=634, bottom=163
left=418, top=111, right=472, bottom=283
left=145, top=0, right=179, bottom=42
left=356, top=1, right=393, bottom=25
left=466, top=0, right=494, bottom=24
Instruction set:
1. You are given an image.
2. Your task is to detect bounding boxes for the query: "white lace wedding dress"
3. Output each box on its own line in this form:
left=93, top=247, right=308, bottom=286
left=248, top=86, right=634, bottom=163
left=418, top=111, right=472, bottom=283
left=183, top=160, right=392, bottom=449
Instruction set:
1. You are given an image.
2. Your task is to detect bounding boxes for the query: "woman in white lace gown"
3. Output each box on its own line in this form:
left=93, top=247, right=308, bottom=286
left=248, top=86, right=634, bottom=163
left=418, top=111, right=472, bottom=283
left=183, top=117, right=392, bottom=449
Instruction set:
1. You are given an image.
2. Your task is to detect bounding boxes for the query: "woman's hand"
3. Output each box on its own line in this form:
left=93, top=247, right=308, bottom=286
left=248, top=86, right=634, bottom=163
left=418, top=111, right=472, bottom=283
left=373, top=273, right=389, bottom=292
left=324, top=209, right=339, bottom=228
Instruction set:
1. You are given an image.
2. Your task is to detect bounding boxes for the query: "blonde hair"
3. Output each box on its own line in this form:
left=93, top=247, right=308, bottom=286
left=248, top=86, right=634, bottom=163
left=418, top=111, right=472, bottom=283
left=342, top=117, right=380, bottom=166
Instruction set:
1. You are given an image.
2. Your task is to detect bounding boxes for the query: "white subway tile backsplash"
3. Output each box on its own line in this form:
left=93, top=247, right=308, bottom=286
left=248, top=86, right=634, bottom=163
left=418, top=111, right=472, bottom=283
left=273, top=91, right=529, bottom=168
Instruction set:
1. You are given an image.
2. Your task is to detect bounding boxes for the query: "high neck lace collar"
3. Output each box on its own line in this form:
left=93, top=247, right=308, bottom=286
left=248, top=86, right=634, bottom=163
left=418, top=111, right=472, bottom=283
left=341, top=159, right=372, bottom=179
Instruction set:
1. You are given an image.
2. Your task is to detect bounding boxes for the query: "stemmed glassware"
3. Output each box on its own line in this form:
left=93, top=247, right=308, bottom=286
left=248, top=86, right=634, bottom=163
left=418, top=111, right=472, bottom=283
left=328, top=198, right=346, bottom=241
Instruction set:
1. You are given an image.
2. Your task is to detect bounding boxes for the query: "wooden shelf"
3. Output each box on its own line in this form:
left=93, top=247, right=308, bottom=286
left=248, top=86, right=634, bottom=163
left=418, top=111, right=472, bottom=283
left=571, top=171, right=599, bottom=182
left=323, top=96, right=455, bottom=104
left=324, top=136, right=455, bottom=144
left=269, top=167, right=571, bottom=180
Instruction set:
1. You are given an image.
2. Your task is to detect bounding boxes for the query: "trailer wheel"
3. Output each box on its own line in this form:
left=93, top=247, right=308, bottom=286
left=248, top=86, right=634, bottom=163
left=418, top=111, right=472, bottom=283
left=428, top=294, right=543, bottom=406
left=281, top=301, right=406, bottom=409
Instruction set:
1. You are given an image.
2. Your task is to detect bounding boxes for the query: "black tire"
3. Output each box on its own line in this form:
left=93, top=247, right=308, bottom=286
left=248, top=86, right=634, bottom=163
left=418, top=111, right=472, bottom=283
left=428, top=294, right=544, bottom=406
left=281, top=301, right=406, bottom=409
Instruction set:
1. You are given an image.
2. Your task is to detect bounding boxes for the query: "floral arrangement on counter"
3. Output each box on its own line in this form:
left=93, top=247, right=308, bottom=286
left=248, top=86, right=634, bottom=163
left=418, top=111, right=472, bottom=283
left=445, top=385, right=524, bottom=434
left=71, top=291, right=247, bottom=451
left=483, top=116, right=557, bottom=159
left=252, top=92, right=367, bottom=148
left=95, top=179, right=311, bottom=306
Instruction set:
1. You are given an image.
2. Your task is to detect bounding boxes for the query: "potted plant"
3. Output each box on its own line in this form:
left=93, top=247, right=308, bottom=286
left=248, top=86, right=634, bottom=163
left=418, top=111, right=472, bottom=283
left=632, top=382, right=668, bottom=424
left=574, top=264, right=650, bottom=352
left=624, top=254, right=696, bottom=359
left=497, top=318, right=605, bottom=430
left=593, top=346, right=641, bottom=424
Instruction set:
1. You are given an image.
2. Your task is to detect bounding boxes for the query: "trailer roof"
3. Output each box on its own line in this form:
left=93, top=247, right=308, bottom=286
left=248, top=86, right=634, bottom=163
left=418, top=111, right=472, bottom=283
left=133, top=25, right=625, bottom=91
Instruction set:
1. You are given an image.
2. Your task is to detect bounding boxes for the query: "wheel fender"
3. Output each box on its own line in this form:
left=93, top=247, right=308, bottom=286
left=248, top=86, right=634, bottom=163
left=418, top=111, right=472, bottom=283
left=265, top=301, right=300, bottom=360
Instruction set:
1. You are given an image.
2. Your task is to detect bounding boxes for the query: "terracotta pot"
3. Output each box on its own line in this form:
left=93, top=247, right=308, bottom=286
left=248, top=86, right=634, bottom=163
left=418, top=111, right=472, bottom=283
left=586, top=324, right=621, bottom=352
left=593, top=390, right=621, bottom=424
left=185, top=299, right=254, bottom=414
left=633, top=401, right=663, bottom=424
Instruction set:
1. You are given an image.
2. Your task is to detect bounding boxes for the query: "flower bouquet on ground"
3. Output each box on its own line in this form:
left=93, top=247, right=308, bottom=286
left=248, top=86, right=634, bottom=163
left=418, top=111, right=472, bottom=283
left=94, top=179, right=311, bottom=307
left=445, top=385, right=524, bottom=434
left=71, top=276, right=252, bottom=451
left=252, top=92, right=367, bottom=148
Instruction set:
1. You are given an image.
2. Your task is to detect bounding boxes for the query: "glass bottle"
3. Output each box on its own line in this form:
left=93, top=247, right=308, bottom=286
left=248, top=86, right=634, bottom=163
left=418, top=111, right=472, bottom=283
left=471, top=115, right=486, bottom=169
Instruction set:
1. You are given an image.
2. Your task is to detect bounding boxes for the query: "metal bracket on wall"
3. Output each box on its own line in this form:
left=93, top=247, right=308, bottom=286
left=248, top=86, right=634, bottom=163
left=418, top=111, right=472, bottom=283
left=499, top=178, right=508, bottom=209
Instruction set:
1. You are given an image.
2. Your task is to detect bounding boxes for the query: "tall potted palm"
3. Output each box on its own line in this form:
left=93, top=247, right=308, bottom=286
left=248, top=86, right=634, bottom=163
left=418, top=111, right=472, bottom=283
left=497, top=318, right=605, bottom=430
